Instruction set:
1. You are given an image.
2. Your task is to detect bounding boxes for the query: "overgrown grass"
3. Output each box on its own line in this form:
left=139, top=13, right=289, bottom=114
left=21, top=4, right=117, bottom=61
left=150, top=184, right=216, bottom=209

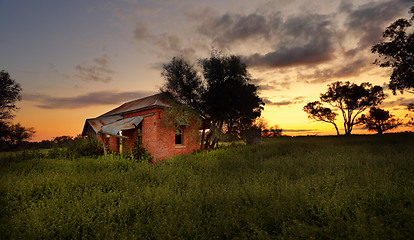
left=1, top=134, right=413, bottom=239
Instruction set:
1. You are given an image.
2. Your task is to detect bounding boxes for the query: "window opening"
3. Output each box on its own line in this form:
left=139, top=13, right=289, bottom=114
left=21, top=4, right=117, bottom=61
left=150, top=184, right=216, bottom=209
left=174, top=126, right=183, bottom=145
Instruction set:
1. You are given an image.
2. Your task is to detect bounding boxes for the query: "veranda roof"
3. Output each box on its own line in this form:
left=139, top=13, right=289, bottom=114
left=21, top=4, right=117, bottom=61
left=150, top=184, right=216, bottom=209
left=99, top=116, right=143, bottom=136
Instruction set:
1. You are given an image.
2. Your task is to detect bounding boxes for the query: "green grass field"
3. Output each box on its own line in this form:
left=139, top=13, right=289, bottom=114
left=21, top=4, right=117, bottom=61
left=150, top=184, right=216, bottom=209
left=1, top=134, right=413, bottom=239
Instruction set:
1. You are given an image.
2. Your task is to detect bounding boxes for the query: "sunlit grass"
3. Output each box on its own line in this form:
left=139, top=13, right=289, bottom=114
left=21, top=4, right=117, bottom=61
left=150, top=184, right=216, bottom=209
left=1, top=134, right=413, bottom=239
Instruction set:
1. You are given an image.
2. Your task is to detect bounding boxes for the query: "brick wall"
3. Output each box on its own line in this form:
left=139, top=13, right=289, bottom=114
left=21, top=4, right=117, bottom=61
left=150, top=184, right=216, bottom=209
left=106, top=107, right=200, bottom=161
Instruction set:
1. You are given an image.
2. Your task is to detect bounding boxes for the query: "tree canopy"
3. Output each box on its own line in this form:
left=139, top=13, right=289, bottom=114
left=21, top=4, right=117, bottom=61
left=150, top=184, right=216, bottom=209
left=303, top=101, right=339, bottom=135
left=357, top=107, right=400, bottom=134
left=0, top=70, right=35, bottom=148
left=304, top=81, right=384, bottom=135
left=200, top=54, right=264, bottom=139
left=161, top=57, right=203, bottom=108
left=161, top=53, right=264, bottom=148
left=372, top=6, right=414, bottom=94
left=0, top=70, right=22, bottom=121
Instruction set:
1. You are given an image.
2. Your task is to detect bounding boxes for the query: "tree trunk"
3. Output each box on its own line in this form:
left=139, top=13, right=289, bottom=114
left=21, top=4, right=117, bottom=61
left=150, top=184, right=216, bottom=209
left=376, top=125, right=383, bottom=134
left=332, top=123, right=340, bottom=136
left=204, top=131, right=212, bottom=150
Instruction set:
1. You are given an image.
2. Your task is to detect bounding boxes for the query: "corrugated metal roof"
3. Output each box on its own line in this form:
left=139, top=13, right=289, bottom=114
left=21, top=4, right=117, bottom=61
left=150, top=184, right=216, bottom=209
left=99, top=92, right=171, bottom=117
left=82, top=93, right=174, bottom=137
left=85, top=115, right=122, bottom=133
left=100, top=116, right=143, bottom=136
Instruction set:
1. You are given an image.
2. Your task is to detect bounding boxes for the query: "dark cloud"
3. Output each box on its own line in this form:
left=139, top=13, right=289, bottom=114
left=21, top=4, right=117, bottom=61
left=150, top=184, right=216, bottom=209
left=196, top=11, right=283, bottom=50
left=153, top=33, right=198, bottom=59
left=301, top=58, right=372, bottom=84
left=197, top=11, right=335, bottom=69
left=154, top=33, right=182, bottom=52
left=264, top=98, right=292, bottom=106
left=75, top=55, right=115, bottom=83
left=381, top=97, right=414, bottom=109
left=132, top=21, right=199, bottom=59
left=198, top=13, right=234, bottom=37
left=252, top=78, right=293, bottom=91
left=132, top=0, right=412, bottom=79
left=245, top=39, right=334, bottom=68
left=245, top=14, right=335, bottom=68
left=345, top=0, right=411, bottom=50
left=134, top=22, right=151, bottom=40
left=23, top=90, right=154, bottom=109
left=263, top=96, right=305, bottom=107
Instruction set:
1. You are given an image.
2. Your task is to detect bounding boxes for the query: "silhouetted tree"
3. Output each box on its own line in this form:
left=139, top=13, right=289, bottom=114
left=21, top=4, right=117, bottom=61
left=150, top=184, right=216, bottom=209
left=372, top=6, right=414, bottom=95
left=161, top=57, right=203, bottom=108
left=303, top=101, right=339, bottom=135
left=357, top=107, right=401, bottom=134
left=200, top=53, right=264, bottom=145
left=0, top=70, right=22, bottom=121
left=0, top=70, right=36, bottom=148
left=406, top=103, right=414, bottom=126
left=305, top=81, right=384, bottom=135
left=161, top=53, right=264, bottom=148
left=408, top=103, right=414, bottom=111
left=4, top=123, right=36, bottom=147
left=252, top=117, right=283, bottom=138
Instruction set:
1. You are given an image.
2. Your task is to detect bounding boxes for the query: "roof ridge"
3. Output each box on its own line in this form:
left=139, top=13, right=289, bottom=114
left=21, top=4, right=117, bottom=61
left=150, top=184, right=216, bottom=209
left=97, top=92, right=171, bottom=118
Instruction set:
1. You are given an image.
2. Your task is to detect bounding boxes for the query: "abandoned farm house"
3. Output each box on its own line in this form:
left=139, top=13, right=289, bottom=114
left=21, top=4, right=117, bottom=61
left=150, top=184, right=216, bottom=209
left=82, top=93, right=200, bottom=160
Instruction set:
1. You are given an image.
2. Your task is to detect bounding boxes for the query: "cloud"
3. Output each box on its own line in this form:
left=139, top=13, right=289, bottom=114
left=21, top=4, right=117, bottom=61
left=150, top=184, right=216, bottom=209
left=344, top=0, right=411, bottom=49
left=283, top=129, right=319, bottom=133
left=198, top=13, right=278, bottom=48
left=133, top=21, right=151, bottom=40
left=128, top=0, right=412, bottom=81
left=244, top=13, right=335, bottom=68
left=264, top=99, right=292, bottom=106
left=252, top=77, right=294, bottom=91
left=381, top=97, right=414, bottom=109
left=75, top=55, right=115, bottom=83
left=132, top=20, right=200, bottom=59
left=195, top=10, right=335, bottom=69
left=245, top=40, right=334, bottom=68
left=23, top=90, right=155, bottom=109
left=301, top=58, right=373, bottom=84
left=263, top=96, right=305, bottom=107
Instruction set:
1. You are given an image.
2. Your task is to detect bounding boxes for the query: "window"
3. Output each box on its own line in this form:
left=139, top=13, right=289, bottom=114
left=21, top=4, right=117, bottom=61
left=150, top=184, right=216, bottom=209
left=174, top=126, right=183, bottom=145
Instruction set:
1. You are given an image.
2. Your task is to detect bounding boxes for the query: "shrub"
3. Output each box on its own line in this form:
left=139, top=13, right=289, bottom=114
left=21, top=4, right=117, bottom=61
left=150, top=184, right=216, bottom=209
left=123, top=138, right=152, bottom=163
left=0, top=150, right=46, bottom=163
left=47, top=137, right=104, bottom=159
left=67, top=137, right=104, bottom=158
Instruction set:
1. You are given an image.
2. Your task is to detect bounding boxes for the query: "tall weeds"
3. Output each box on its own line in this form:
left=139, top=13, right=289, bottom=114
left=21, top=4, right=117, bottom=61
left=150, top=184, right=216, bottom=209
left=1, top=134, right=413, bottom=239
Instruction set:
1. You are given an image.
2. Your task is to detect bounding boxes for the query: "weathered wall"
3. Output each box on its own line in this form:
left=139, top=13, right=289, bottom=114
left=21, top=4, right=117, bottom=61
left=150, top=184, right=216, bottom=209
left=109, top=107, right=200, bottom=161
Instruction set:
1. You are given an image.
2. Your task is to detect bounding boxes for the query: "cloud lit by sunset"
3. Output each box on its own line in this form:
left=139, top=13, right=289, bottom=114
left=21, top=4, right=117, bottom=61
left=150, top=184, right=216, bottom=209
left=1, top=0, right=413, bottom=141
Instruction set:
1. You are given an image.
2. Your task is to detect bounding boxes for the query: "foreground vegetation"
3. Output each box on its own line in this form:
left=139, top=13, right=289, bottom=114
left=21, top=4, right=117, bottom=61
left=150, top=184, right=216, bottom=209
left=1, top=134, right=414, bottom=239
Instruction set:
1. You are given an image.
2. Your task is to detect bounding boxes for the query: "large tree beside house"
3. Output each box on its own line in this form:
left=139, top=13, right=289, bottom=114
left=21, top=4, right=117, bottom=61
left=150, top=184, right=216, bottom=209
left=161, top=53, right=264, bottom=148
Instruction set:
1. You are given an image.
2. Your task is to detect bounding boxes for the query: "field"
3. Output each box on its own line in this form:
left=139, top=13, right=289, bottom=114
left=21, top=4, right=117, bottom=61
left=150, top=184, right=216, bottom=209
left=1, top=134, right=414, bottom=239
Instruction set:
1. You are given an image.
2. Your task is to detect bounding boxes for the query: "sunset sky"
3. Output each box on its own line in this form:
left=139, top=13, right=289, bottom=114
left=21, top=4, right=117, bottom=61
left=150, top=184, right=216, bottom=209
left=1, top=0, right=413, bottom=141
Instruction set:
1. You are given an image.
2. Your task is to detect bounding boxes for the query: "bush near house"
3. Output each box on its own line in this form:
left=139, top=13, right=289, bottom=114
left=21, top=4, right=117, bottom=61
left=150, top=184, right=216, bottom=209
left=1, top=133, right=414, bottom=239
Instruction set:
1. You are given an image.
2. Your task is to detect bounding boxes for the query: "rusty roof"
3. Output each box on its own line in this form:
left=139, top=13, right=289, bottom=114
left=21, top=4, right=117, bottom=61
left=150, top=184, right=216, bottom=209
left=100, top=116, right=143, bottom=136
left=99, top=92, right=171, bottom=118
left=82, top=115, right=122, bottom=135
